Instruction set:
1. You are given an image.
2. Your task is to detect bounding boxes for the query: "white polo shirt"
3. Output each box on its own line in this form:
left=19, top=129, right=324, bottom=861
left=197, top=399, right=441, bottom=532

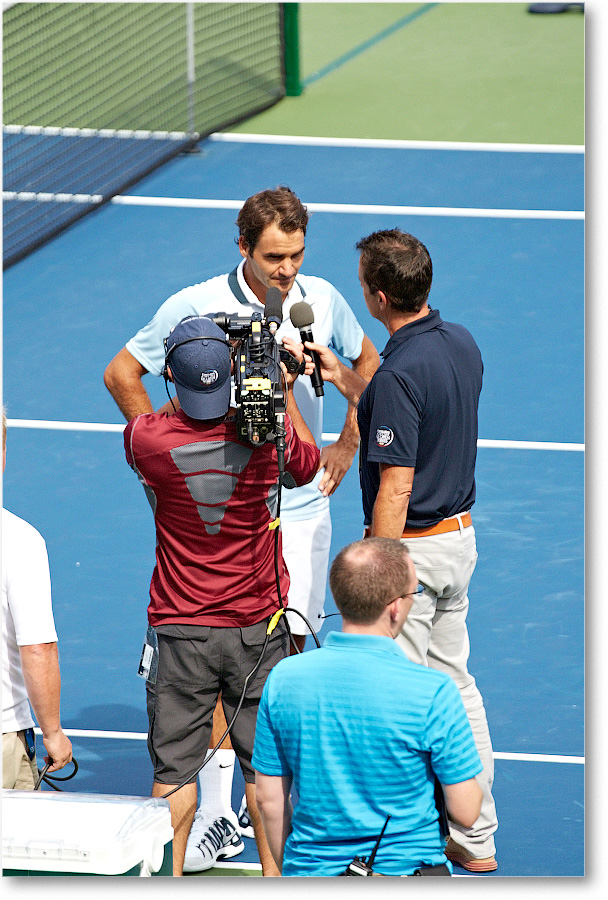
left=127, top=261, right=364, bottom=520
left=2, top=508, right=58, bottom=733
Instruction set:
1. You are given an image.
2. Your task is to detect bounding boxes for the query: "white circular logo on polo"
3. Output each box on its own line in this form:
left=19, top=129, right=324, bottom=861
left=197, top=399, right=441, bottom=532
left=376, top=426, right=394, bottom=447
left=200, top=370, right=219, bottom=385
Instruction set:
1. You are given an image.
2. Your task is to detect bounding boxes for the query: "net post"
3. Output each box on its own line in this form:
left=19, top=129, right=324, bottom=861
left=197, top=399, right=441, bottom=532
left=183, top=2, right=200, bottom=154
left=283, top=3, right=302, bottom=97
left=186, top=2, right=196, bottom=136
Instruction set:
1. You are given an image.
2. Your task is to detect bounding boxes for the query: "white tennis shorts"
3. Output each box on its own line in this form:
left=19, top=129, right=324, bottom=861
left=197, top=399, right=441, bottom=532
left=281, top=510, right=332, bottom=636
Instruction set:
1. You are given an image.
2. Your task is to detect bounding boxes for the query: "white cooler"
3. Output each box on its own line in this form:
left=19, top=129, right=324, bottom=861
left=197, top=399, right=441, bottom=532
left=2, top=790, right=173, bottom=876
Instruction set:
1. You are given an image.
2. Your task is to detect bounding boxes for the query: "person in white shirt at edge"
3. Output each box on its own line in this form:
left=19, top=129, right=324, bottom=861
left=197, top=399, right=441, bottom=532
left=2, top=408, right=73, bottom=791
left=104, top=186, right=380, bottom=874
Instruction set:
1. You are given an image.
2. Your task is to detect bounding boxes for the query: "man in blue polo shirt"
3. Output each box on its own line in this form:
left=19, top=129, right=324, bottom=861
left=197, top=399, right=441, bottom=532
left=253, top=537, right=482, bottom=876
left=305, top=228, right=498, bottom=872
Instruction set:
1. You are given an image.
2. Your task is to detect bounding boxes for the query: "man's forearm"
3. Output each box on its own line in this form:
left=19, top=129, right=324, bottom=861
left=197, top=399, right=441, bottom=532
left=20, top=643, right=62, bottom=737
left=337, top=400, right=360, bottom=448
left=110, top=383, right=154, bottom=422
left=338, top=337, right=379, bottom=442
left=332, top=362, right=369, bottom=407
left=371, top=491, right=409, bottom=538
left=258, top=803, right=291, bottom=872
left=371, top=466, right=414, bottom=538
left=315, top=338, right=379, bottom=496
left=20, top=643, right=73, bottom=771
left=104, top=347, right=154, bottom=421
left=442, top=778, right=483, bottom=829
left=255, top=774, right=293, bottom=872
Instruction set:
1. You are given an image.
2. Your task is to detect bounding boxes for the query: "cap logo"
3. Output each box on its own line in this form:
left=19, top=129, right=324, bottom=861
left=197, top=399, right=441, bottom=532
left=376, top=426, right=394, bottom=447
left=200, top=370, right=219, bottom=386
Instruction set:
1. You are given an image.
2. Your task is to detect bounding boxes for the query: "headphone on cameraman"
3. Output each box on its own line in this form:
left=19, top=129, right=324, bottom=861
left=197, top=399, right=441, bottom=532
left=162, top=333, right=232, bottom=378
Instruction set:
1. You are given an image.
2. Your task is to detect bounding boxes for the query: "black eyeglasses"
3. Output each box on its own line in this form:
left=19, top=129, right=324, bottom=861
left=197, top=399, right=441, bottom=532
left=386, top=584, right=424, bottom=606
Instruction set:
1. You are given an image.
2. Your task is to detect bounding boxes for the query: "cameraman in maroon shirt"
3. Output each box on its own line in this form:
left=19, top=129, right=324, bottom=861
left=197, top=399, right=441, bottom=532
left=125, top=315, right=319, bottom=875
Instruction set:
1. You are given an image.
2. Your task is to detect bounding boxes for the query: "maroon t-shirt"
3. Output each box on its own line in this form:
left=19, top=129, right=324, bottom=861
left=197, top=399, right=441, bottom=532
left=125, top=409, right=320, bottom=627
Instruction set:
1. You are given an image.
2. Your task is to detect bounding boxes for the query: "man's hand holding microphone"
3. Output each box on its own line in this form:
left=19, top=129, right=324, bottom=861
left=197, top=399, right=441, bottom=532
left=284, top=302, right=372, bottom=498
left=299, top=340, right=369, bottom=409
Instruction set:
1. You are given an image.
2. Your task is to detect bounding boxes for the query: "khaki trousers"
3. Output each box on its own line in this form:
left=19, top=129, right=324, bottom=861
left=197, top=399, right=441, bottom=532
left=3, top=730, right=38, bottom=790
left=398, top=524, right=498, bottom=858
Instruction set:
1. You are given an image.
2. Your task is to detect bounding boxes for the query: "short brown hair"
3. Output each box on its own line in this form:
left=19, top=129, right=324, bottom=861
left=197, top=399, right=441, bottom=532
left=357, top=229, right=432, bottom=313
left=236, top=186, right=309, bottom=252
left=329, top=538, right=412, bottom=625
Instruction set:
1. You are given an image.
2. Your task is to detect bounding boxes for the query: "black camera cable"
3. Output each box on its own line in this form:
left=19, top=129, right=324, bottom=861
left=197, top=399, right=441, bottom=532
left=34, top=757, right=79, bottom=791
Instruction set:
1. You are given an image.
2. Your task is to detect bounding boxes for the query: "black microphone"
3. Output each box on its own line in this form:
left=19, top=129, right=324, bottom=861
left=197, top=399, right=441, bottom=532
left=264, top=287, right=283, bottom=334
left=290, top=301, right=324, bottom=397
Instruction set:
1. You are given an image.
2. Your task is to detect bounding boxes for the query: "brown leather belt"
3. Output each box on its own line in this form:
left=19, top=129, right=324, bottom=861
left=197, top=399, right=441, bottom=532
left=401, top=511, right=472, bottom=537
left=364, top=511, right=472, bottom=540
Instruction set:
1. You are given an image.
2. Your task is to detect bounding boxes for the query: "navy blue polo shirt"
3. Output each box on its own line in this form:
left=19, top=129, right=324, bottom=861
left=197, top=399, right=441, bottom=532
left=357, top=309, right=483, bottom=528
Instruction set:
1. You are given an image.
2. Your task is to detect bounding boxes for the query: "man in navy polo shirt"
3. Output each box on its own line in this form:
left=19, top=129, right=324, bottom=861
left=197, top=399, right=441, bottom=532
left=306, top=229, right=498, bottom=872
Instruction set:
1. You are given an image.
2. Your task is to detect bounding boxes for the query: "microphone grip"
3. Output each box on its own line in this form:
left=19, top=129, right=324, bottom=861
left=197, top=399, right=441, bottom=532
left=299, top=327, right=324, bottom=397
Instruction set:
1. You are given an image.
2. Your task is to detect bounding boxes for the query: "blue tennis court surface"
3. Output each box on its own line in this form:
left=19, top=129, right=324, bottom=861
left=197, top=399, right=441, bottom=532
left=127, top=138, right=584, bottom=211
left=2, top=137, right=583, bottom=877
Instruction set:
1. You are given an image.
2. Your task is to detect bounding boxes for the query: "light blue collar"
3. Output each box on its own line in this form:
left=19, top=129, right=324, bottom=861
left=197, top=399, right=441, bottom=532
left=323, top=631, right=405, bottom=657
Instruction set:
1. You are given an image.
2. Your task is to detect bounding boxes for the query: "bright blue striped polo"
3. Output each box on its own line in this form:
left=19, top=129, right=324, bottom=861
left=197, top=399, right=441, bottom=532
left=252, top=631, right=482, bottom=876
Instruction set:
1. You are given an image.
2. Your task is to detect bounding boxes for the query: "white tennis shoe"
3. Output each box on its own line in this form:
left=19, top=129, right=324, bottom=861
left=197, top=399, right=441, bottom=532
left=183, top=810, right=244, bottom=873
left=238, top=794, right=256, bottom=840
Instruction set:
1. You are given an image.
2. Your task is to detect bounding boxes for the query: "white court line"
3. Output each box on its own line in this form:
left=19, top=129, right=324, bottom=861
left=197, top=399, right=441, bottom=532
left=111, top=195, right=242, bottom=210
left=110, top=193, right=583, bottom=221
left=493, top=752, right=584, bottom=765
left=324, top=432, right=585, bottom=451
left=54, top=728, right=148, bottom=741
left=209, top=132, right=585, bottom=154
left=7, top=418, right=125, bottom=433
left=6, top=420, right=584, bottom=451
left=476, top=438, right=584, bottom=452
left=34, top=728, right=584, bottom=764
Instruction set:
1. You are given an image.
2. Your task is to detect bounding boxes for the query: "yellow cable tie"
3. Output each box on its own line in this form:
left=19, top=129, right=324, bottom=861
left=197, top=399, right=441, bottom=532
left=268, top=517, right=281, bottom=530
left=267, top=608, right=285, bottom=634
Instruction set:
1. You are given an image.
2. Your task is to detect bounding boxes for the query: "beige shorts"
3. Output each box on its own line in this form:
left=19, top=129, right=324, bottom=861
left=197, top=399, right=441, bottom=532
left=3, top=730, right=38, bottom=790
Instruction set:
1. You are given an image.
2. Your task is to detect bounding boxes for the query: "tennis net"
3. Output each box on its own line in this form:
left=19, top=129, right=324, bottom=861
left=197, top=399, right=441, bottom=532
left=2, top=2, right=286, bottom=268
